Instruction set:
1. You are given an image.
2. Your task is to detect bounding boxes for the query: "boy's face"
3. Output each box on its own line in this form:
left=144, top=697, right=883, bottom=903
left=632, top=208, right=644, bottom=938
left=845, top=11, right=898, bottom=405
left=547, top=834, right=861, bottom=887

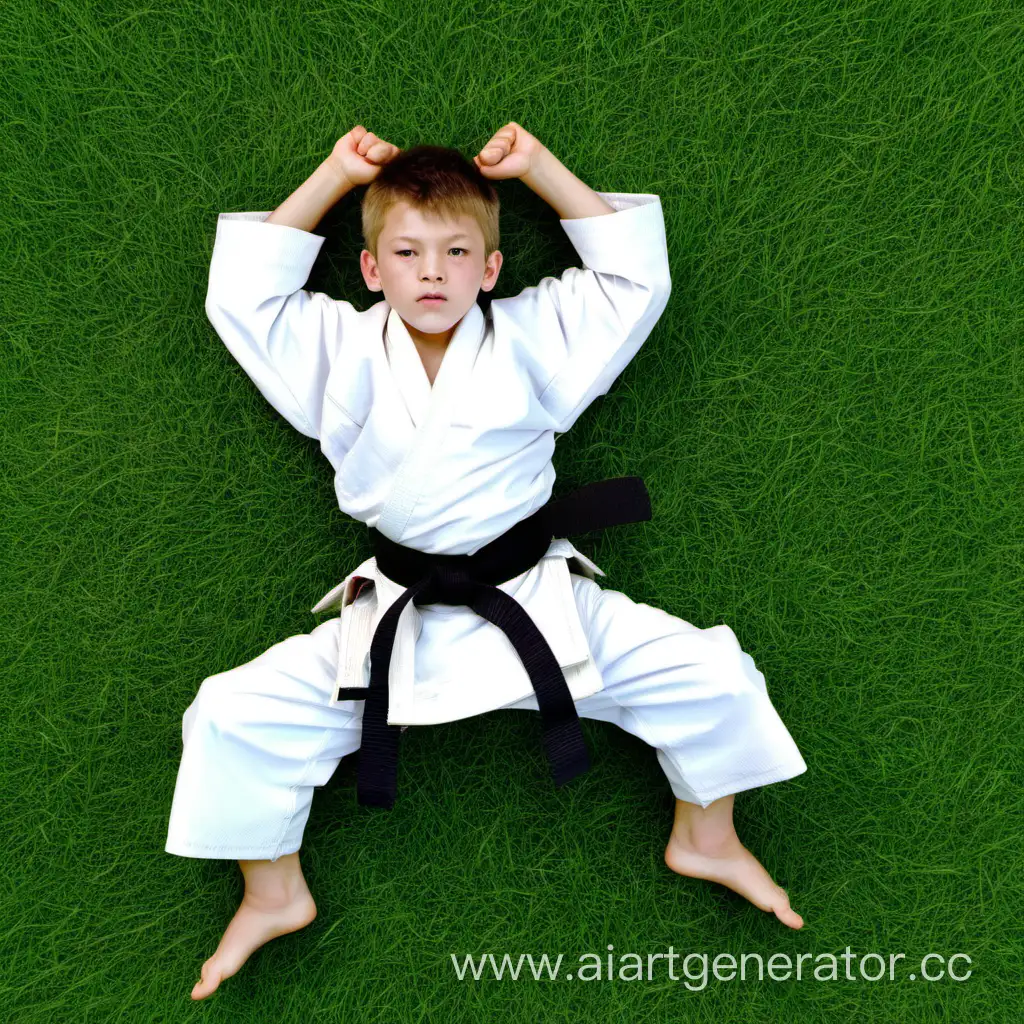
left=360, top=202, right=502, bottom=348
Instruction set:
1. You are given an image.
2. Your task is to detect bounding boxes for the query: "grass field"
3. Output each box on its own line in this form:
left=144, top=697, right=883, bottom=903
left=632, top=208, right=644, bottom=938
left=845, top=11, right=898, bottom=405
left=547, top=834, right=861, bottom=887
left=2, top=1, right=1021, bottom=1020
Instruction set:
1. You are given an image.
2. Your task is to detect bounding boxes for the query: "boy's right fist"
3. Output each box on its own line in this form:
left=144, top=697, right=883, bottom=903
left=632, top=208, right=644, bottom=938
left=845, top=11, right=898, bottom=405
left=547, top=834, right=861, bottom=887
left=329, top=126, right=400, bottom=187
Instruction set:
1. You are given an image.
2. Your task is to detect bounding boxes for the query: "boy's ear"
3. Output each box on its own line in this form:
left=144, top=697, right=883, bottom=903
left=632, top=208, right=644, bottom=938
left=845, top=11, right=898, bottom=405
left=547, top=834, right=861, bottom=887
left=480, top=250, right=503, bottom=293
left=360, top=249, right=382, bottom=292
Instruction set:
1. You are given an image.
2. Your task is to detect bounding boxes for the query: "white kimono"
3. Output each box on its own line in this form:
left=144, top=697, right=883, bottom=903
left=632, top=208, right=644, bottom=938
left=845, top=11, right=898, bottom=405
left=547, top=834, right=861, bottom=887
left=204, top=192, right=672, bottom=727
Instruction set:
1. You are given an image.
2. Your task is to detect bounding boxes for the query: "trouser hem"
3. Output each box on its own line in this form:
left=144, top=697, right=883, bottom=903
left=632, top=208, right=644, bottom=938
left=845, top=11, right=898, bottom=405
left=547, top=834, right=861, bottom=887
left=680, top=758, right=808, bottom=807
left=164, top=840, right=302, bottom=862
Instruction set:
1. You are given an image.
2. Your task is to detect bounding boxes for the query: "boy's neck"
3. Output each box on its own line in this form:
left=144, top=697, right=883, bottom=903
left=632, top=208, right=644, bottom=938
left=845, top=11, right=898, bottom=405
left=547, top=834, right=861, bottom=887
left=402, top=315, right=458, bottom=350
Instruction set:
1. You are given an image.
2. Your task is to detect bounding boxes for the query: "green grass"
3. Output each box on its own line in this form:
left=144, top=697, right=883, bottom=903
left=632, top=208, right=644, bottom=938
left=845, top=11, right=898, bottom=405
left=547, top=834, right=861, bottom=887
left=3, top=1, right=1022, bottom=1020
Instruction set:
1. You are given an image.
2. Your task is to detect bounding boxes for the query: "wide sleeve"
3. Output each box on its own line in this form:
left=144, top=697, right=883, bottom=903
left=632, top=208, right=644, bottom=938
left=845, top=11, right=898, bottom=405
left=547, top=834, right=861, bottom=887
left=204, top=211, right=355, bottom=440
left=491, top=192, right=671, bottom=434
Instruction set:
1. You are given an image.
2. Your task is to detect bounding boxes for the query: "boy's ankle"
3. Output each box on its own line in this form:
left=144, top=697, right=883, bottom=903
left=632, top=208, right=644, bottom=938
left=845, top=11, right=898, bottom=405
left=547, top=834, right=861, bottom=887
left=239, top=853, right=307, bottom=905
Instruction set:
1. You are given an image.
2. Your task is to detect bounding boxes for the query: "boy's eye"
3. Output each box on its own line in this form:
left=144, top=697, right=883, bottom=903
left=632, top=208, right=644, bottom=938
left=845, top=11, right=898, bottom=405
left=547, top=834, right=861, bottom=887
left=395, top=248, right=466, bottom=256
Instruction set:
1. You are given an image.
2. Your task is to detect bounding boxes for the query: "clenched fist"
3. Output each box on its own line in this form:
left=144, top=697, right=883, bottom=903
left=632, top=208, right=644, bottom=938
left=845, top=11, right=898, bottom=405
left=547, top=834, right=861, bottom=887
left=473, top=122, right=546, bottom=181
left=329, top=126, right=401, bottom=187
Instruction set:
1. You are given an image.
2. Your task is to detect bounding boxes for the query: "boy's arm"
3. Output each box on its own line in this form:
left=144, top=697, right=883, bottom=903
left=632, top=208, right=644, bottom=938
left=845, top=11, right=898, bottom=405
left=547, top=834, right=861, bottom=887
left=265, top=157, right=353, bottom=231
left=494, top=146, right=671, bottom=435
left=205, top=158, right=358, bottom=440
left=521, top=147, right=616, bottom=220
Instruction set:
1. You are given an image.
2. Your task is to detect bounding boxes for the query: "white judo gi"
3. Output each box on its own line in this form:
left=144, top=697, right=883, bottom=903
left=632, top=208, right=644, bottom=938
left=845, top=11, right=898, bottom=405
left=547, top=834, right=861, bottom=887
left=165, top=191, right=807, bottom=861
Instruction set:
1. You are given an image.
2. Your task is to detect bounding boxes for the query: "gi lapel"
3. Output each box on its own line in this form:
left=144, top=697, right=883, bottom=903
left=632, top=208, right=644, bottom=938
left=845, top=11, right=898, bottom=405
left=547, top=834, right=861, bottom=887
left=382, top=305, right=433, bottom=429
left=376, top=303, right=485, bottom=542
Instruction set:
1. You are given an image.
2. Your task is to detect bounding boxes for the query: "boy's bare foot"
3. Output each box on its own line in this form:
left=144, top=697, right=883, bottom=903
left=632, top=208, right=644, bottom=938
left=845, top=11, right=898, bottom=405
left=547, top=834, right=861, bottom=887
left=664, top=796, right=803, bottom=929
left=665, top=830, right=804, bottom=929
left=191, top=874, right=318, bottom=1000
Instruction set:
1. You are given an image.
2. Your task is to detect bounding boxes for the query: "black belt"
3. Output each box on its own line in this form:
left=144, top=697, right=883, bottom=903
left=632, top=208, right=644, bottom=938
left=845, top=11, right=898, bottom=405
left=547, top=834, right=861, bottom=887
left=335, top=476, right=652, bottom=809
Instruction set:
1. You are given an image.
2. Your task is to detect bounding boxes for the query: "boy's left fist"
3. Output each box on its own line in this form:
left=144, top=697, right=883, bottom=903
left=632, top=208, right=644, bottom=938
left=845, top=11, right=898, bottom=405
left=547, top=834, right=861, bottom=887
left=473, top=122, right=546, bottom=180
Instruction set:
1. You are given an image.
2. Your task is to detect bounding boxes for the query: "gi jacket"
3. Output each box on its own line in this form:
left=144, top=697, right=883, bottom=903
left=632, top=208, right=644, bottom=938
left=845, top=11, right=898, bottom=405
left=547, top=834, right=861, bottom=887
left=205, top=191, right=672, bottom=725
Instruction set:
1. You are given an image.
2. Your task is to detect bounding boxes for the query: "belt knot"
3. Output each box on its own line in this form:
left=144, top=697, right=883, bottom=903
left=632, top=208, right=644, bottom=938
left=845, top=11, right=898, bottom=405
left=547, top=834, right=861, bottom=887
left=421, top=564, right=478, bottom=606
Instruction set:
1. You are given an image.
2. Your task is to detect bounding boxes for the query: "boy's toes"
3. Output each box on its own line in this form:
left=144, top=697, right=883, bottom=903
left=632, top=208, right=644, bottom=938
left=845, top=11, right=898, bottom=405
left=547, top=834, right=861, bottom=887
left=776, top=906, right=804, bottom=929
left=770, top=889, right=804, bottom=930
left=191, top=960, right=222, bottom=1001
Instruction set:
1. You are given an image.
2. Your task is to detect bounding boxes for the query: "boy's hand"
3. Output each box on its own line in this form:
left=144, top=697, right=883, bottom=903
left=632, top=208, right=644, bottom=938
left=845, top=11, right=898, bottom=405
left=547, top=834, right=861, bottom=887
left=328, top=126, right=401, bottom=187
left=473, top=122, right=546, bottom=180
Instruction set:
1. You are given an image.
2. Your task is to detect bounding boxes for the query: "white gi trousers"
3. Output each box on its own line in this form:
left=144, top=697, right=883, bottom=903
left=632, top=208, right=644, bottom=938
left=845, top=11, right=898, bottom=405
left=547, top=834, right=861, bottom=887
left=165, top=574, right=807, bottom=861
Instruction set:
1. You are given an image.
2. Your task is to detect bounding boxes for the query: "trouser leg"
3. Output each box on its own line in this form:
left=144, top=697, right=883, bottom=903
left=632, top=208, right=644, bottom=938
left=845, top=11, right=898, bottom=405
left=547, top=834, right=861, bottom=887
left=165, top=617, right=364, bottom=861
left=503, top=574, right=807, bottom=807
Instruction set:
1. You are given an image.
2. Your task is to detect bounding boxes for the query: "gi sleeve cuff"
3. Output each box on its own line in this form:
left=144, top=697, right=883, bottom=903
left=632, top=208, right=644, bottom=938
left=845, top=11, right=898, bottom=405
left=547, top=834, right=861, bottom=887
left=558, top=192, right=670, bottom=288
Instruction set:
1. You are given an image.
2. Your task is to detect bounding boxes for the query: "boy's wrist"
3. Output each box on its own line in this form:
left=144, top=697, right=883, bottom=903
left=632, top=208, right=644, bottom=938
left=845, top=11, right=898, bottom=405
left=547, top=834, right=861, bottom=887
left=322, top=154, right=355, bottom=194
left=520, top=146, right=557, bottom=194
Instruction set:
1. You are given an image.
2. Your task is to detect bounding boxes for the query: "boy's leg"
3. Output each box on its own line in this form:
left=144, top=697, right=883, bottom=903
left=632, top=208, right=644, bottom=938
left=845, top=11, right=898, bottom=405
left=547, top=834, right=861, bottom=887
left=164, top=616, right=366, bottom=998
left=165, top=616, right=364, bottom=862
left=502, top=573, right=806, bottom=928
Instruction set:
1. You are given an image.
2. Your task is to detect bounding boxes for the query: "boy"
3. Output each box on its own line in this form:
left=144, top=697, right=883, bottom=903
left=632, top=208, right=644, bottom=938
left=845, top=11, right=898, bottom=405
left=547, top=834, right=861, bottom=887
left=167, top=122, right=808, bottom=1002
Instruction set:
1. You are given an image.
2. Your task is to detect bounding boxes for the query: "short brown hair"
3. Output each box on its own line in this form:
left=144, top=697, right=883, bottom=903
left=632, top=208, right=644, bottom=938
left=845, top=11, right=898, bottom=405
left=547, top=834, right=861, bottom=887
left=361, top=144, right=500, bottom=262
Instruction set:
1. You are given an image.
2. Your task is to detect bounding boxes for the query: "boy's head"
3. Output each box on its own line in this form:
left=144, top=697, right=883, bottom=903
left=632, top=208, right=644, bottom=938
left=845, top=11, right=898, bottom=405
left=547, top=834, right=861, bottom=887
left=359, top=145, right=503, bottom=347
